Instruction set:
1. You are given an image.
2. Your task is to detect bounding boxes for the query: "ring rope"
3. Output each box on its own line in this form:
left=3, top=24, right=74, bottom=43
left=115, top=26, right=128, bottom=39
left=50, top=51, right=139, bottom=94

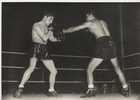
left=124, top=52, right=140, bottom=58
left=2, top=51, right=140, bottom=58
left=2, top=51, right=27, bottom=55
left=2, top=80, right=116, bottom=83
left=129, top=80, right=140, bottom=83
left=2, top=66, right=40, bottom=69
left=2, top=80, right=84, bottom=83
left=2, top=51, right=90, bottom=58
left=2, top=66, right=111, bottom=71
left=2, top=65, right=140, bottom=70
left=2, top=80, right=140, bottom=83
left=123, top=66, right=140, bottom=70
left=51, top=54, right=91, bottom=58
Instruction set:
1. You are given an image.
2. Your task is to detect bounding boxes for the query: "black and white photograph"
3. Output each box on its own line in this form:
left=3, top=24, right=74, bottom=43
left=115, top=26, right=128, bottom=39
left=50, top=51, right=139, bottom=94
left=2, top=2, right=140, bottom=100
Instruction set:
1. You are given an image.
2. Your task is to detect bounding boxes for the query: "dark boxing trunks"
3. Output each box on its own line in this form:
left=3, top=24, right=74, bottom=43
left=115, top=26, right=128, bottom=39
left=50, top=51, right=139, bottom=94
left=94, top=36, right=117, bottom=60
left=30, top=43, right=51, bottom=60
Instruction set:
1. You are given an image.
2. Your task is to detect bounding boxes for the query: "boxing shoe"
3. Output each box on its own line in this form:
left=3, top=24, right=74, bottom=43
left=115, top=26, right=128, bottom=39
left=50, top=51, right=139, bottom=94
left=121, top=84, right=130, bottom=97
left=47, top=90, right=58, bottom=97
left=13, top=88, right=23, bottom=98
left=80, top=88, right=96, bottom=98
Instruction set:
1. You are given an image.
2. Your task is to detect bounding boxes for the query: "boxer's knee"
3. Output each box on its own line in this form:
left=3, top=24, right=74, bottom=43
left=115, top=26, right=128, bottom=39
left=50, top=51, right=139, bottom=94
left=28, top=57, right=37, bottom=72
left=26, top=65, right=35, bottom=73
left=87, top=67, right=93, bottom=74
left=50, top=66, right=57, bottom=75
left=52, top=68, right=58, bottom=75
left=43, top=60, right=58, bottom=75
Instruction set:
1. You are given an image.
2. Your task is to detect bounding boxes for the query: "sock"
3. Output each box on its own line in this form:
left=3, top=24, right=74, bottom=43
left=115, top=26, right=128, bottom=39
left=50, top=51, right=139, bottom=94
left=88, top=84, right=94, bottom=89
left=48, top=88, right=55, bottom=92
left=123, top=84, right=128, bottom=89
left=18, top=85, right=24, bottom=88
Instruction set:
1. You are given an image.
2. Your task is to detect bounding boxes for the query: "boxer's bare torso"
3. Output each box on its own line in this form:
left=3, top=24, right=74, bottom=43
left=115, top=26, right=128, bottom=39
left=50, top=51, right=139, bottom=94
left=87, top=19, right=110, bottom=39
left=63, top=19, right=111, bottom=39
left=32, top=21, right=54, bottom=44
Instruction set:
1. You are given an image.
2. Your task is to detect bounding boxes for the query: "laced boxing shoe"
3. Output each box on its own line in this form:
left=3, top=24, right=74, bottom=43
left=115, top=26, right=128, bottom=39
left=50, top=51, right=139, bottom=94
left=80, top=88, right=96, bottom=98
left=47, top=90, right=58, bottom=97
left=13, top=88, right=23, bottom=98
left=121, top=84, right=130, bottom=97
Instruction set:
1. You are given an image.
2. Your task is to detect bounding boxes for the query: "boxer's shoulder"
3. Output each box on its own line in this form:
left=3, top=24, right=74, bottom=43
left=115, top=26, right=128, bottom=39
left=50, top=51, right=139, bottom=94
left=84, top=21, right=92, bottom=27
left=100, top=20, right=107, bottom=25
left=33, top=22, right=44, bottom=29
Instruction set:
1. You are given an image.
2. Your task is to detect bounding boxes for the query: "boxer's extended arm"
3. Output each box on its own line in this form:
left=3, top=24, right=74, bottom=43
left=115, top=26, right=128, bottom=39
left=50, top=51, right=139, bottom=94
left=32, top=24, right=50, bottom=42
left=100, top=20, right=110, bottom=36
left=63, top=22, right=89, bottom=34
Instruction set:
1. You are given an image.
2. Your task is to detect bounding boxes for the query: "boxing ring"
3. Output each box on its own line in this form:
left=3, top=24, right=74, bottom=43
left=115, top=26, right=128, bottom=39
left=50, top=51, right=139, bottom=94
left=2, top=3, right=140, bottom=100
left=2, top=51, right=140, bottom=100
left=2, top=51, right=140, bottom=95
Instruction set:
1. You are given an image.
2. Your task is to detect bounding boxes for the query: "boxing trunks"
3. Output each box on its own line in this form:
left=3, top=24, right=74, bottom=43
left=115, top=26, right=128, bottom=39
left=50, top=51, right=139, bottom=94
left=30, top=42, right=51, bottom=60
left=94, top=36, right=117, bottom=60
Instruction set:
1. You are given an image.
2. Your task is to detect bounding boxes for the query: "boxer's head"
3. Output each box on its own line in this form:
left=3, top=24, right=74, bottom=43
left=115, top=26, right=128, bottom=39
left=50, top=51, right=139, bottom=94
left=42, top=11, right=55, bottom=26
left=85, top=9, right=96, bottom=21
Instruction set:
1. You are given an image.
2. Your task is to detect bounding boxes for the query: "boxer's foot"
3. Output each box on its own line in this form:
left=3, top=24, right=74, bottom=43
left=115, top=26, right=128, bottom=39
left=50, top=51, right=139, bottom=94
left=47, top=90, right=58, bottom=97
left=13, top=88, right=23, bottom=98
left=80, top=88, right=96, bottom=98
left=121, top=84, right=130, bottom=97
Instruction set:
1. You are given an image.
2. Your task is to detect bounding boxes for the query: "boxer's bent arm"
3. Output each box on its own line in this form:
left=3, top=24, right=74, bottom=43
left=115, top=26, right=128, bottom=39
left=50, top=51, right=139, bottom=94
left=63, top=22, right=89, bottom=34
left=32, top=25, right=49, bottom=42
left=48, top=31, right=59, bottom=42
left=100, top=20, right=111, bottom=36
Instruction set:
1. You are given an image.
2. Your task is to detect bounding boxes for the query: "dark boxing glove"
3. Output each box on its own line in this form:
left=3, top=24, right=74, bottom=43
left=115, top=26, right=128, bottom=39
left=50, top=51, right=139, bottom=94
left=58, top=31, right=65, bottom=41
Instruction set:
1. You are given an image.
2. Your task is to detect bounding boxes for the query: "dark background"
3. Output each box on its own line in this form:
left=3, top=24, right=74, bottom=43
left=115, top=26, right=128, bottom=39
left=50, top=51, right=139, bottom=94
left=2, top=3, right=140, bottom=94
left=2, top=3, right=121, bottom=54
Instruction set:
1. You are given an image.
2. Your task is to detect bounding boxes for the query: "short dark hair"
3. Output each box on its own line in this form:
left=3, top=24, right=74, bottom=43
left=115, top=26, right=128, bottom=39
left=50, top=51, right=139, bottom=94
left=43, top=10, right=55, bottom=17
left=86, top=9, right=96, bottom=16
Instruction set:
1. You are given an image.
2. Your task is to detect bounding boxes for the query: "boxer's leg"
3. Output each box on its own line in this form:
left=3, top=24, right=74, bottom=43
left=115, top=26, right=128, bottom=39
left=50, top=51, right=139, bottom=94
left=42, top=59, right=57, bottom=96
left=111, top=57, right=128, bottom=88
left=14, top=57, right=37, bottom=97
left=87, top=58, right=103, bottom=89
left=81, top=58, right=103, bottom=97
left=19, top=57, right=37, bottom=88
left=111, top=57, right=129, bottom=96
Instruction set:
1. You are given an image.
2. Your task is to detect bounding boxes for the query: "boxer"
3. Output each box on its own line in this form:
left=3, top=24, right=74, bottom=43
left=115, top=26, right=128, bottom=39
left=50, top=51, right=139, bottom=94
left=14, top=11, right=61, bottom=97
left=63, top=10, right=129, bottom=97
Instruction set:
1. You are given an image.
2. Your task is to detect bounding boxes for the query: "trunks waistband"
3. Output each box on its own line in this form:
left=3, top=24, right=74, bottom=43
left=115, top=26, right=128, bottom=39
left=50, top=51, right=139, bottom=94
left=32, top=42, right=46, bottom=46
left=96, top=36, right=112, bottom=42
